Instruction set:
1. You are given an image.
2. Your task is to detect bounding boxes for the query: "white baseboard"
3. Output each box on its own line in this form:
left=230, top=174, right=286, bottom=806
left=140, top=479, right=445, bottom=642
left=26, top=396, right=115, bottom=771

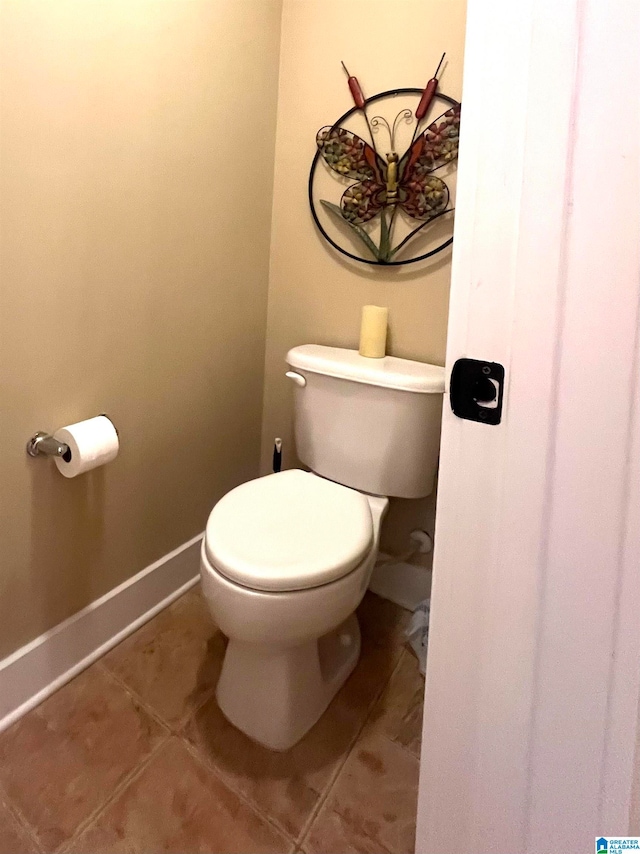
left=0, top=533, right=203, bottom=734
left=369, top=552, right=433, bottom=611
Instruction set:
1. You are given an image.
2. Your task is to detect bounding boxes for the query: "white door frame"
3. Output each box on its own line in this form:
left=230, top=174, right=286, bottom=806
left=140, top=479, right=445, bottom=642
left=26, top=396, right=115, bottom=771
left=417, top=2, right=640, bottom=852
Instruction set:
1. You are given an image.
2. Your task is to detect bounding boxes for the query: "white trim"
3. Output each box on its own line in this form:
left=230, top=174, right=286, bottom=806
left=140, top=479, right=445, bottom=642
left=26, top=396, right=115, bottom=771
left=418, top=0, right=640, bottom=851
left=369, top=554, right=431, bottom=611
left=0, top=533, right=203, bottom=733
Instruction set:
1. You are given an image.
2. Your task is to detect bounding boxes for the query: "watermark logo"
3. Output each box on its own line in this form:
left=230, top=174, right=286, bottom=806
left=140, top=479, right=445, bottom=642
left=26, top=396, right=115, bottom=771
left=596, top=838, right=640, bottom=853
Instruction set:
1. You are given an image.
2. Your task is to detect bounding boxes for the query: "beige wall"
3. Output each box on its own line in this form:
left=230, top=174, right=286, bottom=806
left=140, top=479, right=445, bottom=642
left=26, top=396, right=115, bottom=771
left=0, top=0, right=282, bottom=659
left=260, top=0, right=467, bottom=552
left=0, top=0, right=467, bottom=662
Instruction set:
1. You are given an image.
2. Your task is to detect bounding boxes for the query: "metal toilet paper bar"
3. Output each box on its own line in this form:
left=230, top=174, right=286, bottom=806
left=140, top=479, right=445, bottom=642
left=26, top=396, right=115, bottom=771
left=26, top=432, right=70, bottom=460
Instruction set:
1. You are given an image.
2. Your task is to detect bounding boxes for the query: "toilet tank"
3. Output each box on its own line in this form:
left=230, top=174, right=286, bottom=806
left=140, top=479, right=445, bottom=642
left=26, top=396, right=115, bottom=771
left=286, top=345, right=446, bottom=499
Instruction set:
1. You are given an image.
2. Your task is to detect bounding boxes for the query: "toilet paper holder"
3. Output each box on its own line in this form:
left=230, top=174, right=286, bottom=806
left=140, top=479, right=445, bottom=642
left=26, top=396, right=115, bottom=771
left=26, top=432, right=71, bottom=460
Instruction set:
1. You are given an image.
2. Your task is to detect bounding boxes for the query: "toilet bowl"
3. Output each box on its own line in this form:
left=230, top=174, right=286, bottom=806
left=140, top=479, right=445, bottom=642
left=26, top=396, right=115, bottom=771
left=200, top=468, right=388, bottom=751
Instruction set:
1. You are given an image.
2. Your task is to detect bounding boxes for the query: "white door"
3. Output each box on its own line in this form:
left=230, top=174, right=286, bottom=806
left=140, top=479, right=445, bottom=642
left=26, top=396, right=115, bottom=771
left=417, top=2, right=640, bottom=853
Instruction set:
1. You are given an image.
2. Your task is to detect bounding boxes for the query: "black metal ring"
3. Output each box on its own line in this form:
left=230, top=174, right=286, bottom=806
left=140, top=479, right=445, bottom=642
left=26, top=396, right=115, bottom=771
left=309, top=87, right=459, bottom=267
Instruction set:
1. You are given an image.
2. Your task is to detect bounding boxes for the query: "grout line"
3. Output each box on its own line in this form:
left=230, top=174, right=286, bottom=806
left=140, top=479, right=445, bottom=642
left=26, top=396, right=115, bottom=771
left=57, top=735, right=171, bottom=854
left=178, top=734, right=297, bottom=847
left=303, top=646, right=419, bottom=854
left=78, top=604, right=289, bottom=840
left=177, top=679, right=219, bottom=731
left=95, top=662, right=175, bottom=734
left=377, top=647, right=425, bottom=763
left=0, top=666, right=172, bottom=854
left=53, top=662, right=176, bottom=852
left=378, top=728, right=423, bottom=762
left=296, top=645, right=406, bottom=850
left=96, top=594, right=222, bottom=736
left=24, top=590, right=417, bottom=854
left=0, top=779, right=44, bottom=853
left=99, top=654, right=220, bottom=737
left=355, top=647, right=425, bottom=764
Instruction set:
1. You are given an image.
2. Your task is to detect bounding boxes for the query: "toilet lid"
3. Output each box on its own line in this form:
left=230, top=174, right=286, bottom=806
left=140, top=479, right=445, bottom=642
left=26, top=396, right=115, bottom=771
left=204, top=469, right=374, bottom=592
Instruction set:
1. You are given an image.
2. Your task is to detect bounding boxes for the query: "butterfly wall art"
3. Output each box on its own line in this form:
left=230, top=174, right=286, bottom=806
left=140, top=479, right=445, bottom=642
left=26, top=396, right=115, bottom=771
left=309, top=56, right=461, bottom=266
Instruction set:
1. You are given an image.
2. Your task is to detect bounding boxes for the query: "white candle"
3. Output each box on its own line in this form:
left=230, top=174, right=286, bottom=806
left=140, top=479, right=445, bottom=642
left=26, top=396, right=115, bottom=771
left=359, top=305, right=388, bottom=358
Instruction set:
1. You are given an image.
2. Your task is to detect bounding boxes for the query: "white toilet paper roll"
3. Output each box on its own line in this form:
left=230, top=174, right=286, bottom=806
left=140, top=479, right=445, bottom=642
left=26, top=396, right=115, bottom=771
left=54, top=415, right=119, bottom=478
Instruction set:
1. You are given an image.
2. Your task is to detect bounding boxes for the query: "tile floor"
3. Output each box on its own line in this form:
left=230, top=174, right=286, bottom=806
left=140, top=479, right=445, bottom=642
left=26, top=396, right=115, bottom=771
left=0, top=586, right=424, bottom=854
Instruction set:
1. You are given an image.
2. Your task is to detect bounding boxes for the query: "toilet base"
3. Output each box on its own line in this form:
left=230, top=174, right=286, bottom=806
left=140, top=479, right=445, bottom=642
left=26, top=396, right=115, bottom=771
left=216, top=613, right=361, bottom=751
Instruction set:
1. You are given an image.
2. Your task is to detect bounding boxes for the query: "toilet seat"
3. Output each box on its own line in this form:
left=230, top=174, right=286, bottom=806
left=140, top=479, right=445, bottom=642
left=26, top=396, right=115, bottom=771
left=204, top=469, right=373, bottom=592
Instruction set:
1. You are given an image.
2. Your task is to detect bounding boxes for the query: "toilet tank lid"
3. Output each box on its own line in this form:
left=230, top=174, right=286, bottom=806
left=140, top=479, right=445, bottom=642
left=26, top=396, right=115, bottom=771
left=286, top=345, right=445, bottom=394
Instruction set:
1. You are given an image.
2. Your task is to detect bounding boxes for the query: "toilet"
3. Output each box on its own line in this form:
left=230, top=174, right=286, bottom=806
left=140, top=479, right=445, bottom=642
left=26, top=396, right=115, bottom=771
left=200, top=344, right=445, bottom=750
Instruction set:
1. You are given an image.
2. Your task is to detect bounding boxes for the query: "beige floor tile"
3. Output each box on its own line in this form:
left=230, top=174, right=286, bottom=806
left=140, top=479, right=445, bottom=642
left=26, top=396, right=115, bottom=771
left=184, top=694, right=330, bottom=841
left=183, top=594, right=407, bottom=841
left=67, top=738, right=290, bottom=854
left=0, top=666, right=166, bottom=852
left=356, top=594, right=410, bottom=649
left=320, top=730, right=420, bottom=854
left=0, top=796, right=39, bottom=854
left=366, top=651, right=424, bottom=758
left=303, top=803, right=391, bottom=854
left=338, top=596, right=410, bottom=717
left=102, top=587, right=226, bottom=728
